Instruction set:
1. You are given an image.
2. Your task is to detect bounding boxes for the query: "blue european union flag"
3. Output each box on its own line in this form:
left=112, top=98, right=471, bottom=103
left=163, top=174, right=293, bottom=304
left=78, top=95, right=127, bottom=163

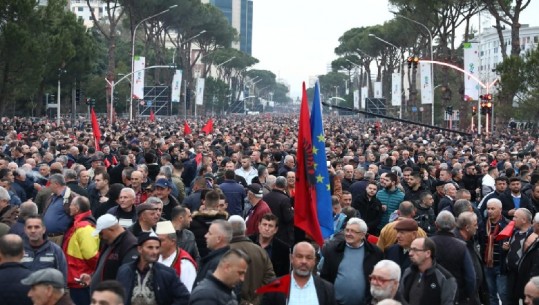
left=310, top=82, right=334, bottom=239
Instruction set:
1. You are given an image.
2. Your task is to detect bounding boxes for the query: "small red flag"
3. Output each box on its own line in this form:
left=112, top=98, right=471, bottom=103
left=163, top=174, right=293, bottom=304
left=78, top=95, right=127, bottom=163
left=195, top=152, right=202, bottom=165
left=17, top=133, right=22, bottom=140
left=150, top=109, right=155, bottom=122
left=104, top=158, right=111, bottom=168
left=183, top=121, right=192, bottom=136
left=294, top=82, right=324, bottom=246
left=201, top=118, right=213, bottom=134
left=367, top=234, right=379, bottom=244
left=91, top=108, right=101, bottom=151
left=256, top=274, right=291, bottom=296
left=496, top=221, right=515, bottom=241
left=112, top=155, right=118, bottom=165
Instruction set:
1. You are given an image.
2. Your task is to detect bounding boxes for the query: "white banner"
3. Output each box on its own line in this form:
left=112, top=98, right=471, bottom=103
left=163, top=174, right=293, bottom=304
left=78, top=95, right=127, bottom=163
left=353, top=90, right=359, bottom=109
left=463, top=42, right=480, bottom=101
left=132, top=56, right=145, bottom=100
left=171, top=69, right=182, bottom=103
left=391, top=72, right=401, bottom=106
left=195, top=78, right=205, bottom=106
left=374, top=81, right=382, bottom=98
left=361, top=86, right=368, bottom=109
left=420, top=62, right=433, bottom=104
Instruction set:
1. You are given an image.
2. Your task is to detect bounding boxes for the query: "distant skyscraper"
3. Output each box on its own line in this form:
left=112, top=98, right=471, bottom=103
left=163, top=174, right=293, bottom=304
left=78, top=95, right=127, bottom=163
left=204, top=0, right=253, bottom=55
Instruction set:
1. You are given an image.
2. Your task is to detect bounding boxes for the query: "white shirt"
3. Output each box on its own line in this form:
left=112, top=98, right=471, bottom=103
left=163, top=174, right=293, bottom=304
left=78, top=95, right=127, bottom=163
left=288, top=274, right=319, bottom=305
left=158, top=251, right=197, bottom=292
left=235, top=167, right=258, bottom=184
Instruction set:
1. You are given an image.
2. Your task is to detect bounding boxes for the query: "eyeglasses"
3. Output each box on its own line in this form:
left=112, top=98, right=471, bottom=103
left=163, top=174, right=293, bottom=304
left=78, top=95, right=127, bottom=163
left=369, top=275, right=396, bottom=284
left=344, top=228, right=365, bottom=235
left=409, top=247, right=428, bottom=253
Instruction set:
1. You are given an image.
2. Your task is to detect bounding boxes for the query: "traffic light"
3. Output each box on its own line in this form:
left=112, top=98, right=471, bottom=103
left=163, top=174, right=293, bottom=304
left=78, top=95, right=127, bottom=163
left=75, top=89, right=81, bottom=103
left=479, top=94, right=493, bottom=101
left=446, top=106, right=453, bottom=115
left=472, top=106, right=477, bottom=115
left=485, top=102, right=492, bottom=114
left=407, top=56, right=420, bottom=69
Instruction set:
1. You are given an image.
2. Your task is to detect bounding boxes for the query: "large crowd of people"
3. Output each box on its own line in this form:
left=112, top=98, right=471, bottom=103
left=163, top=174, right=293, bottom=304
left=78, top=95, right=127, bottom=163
left=0, top=114, right=538, bottom=305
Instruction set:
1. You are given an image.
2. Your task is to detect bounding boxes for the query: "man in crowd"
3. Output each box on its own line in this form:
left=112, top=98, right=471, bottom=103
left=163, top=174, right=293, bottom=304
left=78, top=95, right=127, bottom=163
left=0, top=234, right=32, bottom=305
left=370, top=260, right=405, bottom=304
left=128, top=202, right=159, bottom=238
left=320, top=217, right=383, bottom=305
left=400, top=237, right=457, bottom=305
left=152, top=178, right=180, bottom=220
left=170, top=205, right=200, bottom=263
left=524, top=276, right=539, bottom=305
left=219, top=169, right=246, bottom=217
left=90, top=280, right=126, bottom=305
left=376, top=173, right=404, bottom=231
left=108, top=188, right=137, bottom=228
left=377, top=201, right=427, bottom=250
left=261, top=242, right=336, bottom=305
left=384, top=218, right=419, bottom=272
left=245, top=183, right=272, bottom=236
left=21, top=268, right=75, bottom=305
left=352, top=181, right=383, bottom=235
left=116, top=232, right=190, bottom=305
left=190, top=190, right=229, bottom=258
left=263, top=176, right=293, bottom=246
left=235, top=155, right=258, bottom=185
left=42, top=174, right=78, bottom=246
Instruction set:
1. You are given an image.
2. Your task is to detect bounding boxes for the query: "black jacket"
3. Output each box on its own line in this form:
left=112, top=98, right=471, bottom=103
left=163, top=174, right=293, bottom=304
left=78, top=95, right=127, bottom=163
left=249, top=234, right=291, bottom=277
left=385, top=244, right=412, bottom=274
left=0, top=262, right=32, bottom=305
left=499, top=192, right=532, bottom=219
left=263, top=189, right=294, bottom=245
left=400, top=262, right=457, bottom=305
left=190, top=210, right=228, bottom=258
left=176, top=229, right=200, bottom=264
left=320, top=239, right=383, bottom=304
left=260, top=275, right=337, bottom=305
left=117, top=259, right=190, bottom=305
left=66, top=181, right=89, bottom=199
left=194, top=246, right=230, bottom=289
left=190, top=273, right=239, bottom=305
left=516, top=237, right=539, bottom=300
left=352, top=193, right=383, bottom=235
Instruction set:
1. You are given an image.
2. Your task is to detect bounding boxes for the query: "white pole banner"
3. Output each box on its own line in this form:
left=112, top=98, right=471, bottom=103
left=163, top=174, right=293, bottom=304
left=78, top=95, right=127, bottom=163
left=133, top=56, right=145, bottom=100
left=361, top=87, right=368, bottom=109
left=463, top=42, right=480, bottom=101
left=374, top=81, right=382, bottom=98
left=195, top=78, right=205, bottom=106
left=353, top=89, right=359, bottom=109
left=391, top=72, right=401, bottom=106
left=171, top=69, right=182, bottom=103
left=420, top=62, right=433, bottom=104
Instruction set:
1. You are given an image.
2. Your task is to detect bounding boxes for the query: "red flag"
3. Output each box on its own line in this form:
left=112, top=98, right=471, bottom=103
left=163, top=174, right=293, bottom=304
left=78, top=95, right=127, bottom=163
left=150, top=109, right=155, bottom=122
left=201, top=118, right=213, bottom=134
left=496, top=220, right=515, bottom=241
left=17, top=133, right=22, bottom=140
left=183, top=121, right=192, bottom=136
left=367, top=234, right=379, bottom=244
left=91, top=108, right=101, bottom=151
left=195, top=152, right=202, bottom=165
left=256, top=274, right=291, bottom=296
left=112, top=155, right=118, bottom=165
left=294, top=82, right=324, bottom=246
left=104, top=158, right=111, bottom=168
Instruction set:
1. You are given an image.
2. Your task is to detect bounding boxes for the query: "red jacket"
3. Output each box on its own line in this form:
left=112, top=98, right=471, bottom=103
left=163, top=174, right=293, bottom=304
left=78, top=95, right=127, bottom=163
left=62, top=210, right=99, bottom=288
left=246, top=200, right=272, bottom=236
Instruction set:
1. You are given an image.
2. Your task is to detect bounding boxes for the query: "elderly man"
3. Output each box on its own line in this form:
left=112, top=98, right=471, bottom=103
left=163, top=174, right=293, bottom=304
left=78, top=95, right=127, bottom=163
left=228, top=215, right=275, bottom=305
left=370, top=260, right=405, bottom=304
left=0, top=185, right=18, bottom=227
left=261, top=241, right=336, bottom=305
left=0, top=234, right=33, bottom=305
left=384, top=218, right=419, bottom=273
left=21, top=268, right=75, bottom=305
left=524, top=276, right=539, bottom=305
left=431, top=211, right=476, bottom=304
left=108, top=188, right=137, bottom=228
left=116, top=232, right=190, bottom=305
left=245, top=183, right=272, bottom=236
left=42, top=174, right=78, bottom=246
left=320, top=217, right=383, bottom=305
left=400, top=237, right=457, bottom=305
left=156, top=220, right=197, bottom=292
left=127, top=202, right=159, bottom=238
left=377, top=201, right=427, bottom=251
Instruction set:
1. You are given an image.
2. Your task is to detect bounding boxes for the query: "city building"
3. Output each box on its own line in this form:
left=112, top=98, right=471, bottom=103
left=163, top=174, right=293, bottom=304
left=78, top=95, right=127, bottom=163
left=67, top=0, right=108, bottom=28
left=203, top=0, right=253, bottom=55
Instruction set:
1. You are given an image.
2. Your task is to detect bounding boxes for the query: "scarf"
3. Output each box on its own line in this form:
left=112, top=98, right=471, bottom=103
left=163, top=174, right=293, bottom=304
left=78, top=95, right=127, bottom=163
left=484, top=218, right=500, bottom=268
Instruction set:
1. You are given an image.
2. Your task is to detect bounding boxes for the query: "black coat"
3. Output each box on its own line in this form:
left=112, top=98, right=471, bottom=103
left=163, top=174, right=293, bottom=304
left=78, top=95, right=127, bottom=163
left=190, top=210, right=228, bottom=258
left=385, top=244, right=412, bottom=274
left=499, top=192, right=532, bottom=219
left=260, top=275, right=337, bottom=305
left=190, top=273, right=238, bottom=305
left=194, top=246, right=230, bottom=289
left=0, top=262, right=33, bottom=305
left=516, top=238, right=539, bottom=300
left=249, top=234, right=291, bottom=277
left=66, top=181, right=89, bottom=199
left=117, top=259, right=190, bottom=305
left=352, top=192, right=383, bottom=235
left=263, top=189, right=294, bottom=245
left=320, top=238, right=383, bottom=304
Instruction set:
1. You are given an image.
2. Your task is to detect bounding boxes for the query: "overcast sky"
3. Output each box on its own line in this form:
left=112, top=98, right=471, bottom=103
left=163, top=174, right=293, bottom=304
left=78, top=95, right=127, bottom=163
left=251, top=0, right=539, bottom=100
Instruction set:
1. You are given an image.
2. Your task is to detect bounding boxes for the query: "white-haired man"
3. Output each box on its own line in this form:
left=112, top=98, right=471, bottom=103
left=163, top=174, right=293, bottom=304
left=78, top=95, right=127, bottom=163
left=370, top=260, right=405, bottom=304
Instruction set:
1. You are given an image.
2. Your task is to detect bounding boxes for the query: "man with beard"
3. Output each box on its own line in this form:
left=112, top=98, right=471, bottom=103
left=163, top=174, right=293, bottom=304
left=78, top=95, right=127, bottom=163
left=500, top=177, right=532, bottom=219
left=352, top=181, right=383, bottom=235
left=462, top=163, right=480, bottom=203
left=376, top=173, right=405, bottom=231
left=116, top=232, right=190, bottom=305
left=261, top=242, right=336, bottom=305
left=235, top=155, right=258, bottom=185
left=478, top=176, right=509, bottom=217
left=403, top=171, right=425, bottom=207
left=369, top=260, right=406, bottom=304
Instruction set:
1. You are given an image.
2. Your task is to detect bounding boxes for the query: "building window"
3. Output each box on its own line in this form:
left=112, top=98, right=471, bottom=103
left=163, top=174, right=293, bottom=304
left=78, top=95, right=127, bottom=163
left=99, top=8, right=103, bottom=13
left=534, top=36, right=539, bottom=43
left=78, top=7, right=83, bottom=12
left=494, top=47, right=498, bottom=53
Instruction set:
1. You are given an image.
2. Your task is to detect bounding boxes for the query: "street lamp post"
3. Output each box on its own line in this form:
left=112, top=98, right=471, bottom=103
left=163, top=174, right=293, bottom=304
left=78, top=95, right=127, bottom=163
left=392, top=12, right=435, bottom=125
left=172, top=30, right=206, bottom=64
left=130, top=5, right=178, bottom=121
left=57, top=69, right=66, bottom=126
left=368, top=34, right=403, bottom=119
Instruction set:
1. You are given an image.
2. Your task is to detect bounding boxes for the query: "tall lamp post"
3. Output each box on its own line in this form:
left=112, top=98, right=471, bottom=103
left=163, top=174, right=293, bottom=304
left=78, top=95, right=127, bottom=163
left=130, top=5, right=178, bottom=121
left=392, top=12, right=435, bottom=125
left=368, top=34, right=404, bottom=119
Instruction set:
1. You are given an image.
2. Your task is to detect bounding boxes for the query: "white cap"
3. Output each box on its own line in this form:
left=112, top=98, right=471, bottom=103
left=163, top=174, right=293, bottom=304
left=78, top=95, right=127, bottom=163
left=92, top=214, right=119, bottom=237
left=155, top=220, right=176, bottom=235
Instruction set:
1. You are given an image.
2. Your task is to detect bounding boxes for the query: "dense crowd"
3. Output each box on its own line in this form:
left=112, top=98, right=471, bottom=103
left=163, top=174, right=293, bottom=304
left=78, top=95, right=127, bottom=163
left=0, top=114, right=538, bottom=305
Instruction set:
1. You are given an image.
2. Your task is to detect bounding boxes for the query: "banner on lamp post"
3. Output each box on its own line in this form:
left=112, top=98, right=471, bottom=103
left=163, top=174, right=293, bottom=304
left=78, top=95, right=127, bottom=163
left=353, top=90, right=359, bottom=109
left=391, top=72, right=401, bottom=106
left=195, top=78, right=205, bottom=106
left=463, top=42, right=480, bottom=101
left=374, top=81, right=382, bottom=98
left=420, top=62, right=433, bottom=104
left=361, top=86, right=368, bottom=109
left=133, top=56, right=145, bottom=100
left=171, top=70, right=182, bottom=103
